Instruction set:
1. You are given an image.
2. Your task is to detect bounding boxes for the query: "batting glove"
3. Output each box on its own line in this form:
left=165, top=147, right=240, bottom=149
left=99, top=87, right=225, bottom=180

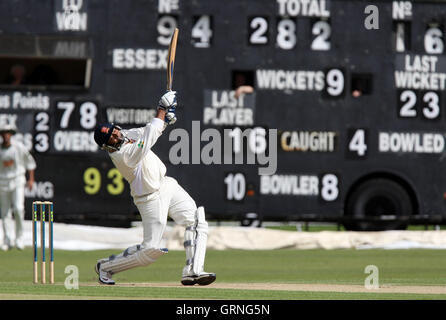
left=165, top=108, right=177, bottom=125
left=158, top=91, right=178, bottom=111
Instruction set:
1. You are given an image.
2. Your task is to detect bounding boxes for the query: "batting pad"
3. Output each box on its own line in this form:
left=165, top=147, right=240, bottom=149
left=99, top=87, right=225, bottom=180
left=183, top=206, right=208, bottom=276
left=193, top=206, right=208, bottom=274
left=100, top=245, right=168, bottom=274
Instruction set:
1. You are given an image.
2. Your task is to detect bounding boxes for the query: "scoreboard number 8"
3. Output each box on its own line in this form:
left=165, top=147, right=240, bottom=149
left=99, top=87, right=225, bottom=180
left=277, top=19, right=296, bottom=50
left=321, top=174, right=339, bottom=202
left=79, top=102, right=97, bottom=129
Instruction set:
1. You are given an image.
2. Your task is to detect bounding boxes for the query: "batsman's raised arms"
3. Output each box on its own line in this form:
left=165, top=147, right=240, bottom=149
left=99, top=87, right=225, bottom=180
left=167, top=28, right=179, bottom=91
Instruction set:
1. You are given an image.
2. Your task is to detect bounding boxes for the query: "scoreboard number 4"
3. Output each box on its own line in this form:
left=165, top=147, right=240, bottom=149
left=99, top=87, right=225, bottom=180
left=192, top=15, right=213, bottom=48
left=347, top=129, right=368, bottom=158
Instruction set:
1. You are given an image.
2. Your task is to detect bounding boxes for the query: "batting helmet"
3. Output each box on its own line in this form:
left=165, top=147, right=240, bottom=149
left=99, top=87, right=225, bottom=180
left=94, top=123, right=116, bottom=148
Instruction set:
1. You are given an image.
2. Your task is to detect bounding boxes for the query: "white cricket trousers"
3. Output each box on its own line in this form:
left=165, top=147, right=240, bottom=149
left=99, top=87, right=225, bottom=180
left=0, top=185, right=25, bottom=246
left=133, top=176, right=197, bottom=248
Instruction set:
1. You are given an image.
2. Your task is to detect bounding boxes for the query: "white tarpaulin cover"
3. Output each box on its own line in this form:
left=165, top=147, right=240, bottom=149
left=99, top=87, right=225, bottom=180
left=1, top=220, right=446, bottom=251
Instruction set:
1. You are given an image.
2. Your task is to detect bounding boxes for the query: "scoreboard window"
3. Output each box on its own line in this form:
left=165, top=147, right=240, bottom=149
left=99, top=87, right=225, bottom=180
left=0, top=57, right=90, bottom=90
left=351, top=74, right=373, bottom=97
left=232, top=70, right=255, bottom=90
left=0, top=35, right=92, bottom=90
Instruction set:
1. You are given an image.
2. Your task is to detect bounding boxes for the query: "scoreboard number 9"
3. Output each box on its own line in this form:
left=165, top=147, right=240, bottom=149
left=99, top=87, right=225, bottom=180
left=326, top=69, right=344, bottom=97
left=157, top=15, right=178, bottom=46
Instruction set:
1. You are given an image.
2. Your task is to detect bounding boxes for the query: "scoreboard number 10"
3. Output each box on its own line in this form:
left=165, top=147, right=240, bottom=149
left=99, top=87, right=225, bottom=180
left=224, top=173, right=246, bottom=201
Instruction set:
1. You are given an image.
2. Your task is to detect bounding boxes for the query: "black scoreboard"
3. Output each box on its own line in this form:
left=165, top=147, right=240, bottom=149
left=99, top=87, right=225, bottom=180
left=1, top=0, right=446, bottom=230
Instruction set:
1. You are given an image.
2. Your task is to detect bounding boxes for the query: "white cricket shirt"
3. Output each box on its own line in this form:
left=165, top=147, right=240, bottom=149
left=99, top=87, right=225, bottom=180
left=0, top=141, right=37, bottom=191
left=109, top=118, right=167, bottom=197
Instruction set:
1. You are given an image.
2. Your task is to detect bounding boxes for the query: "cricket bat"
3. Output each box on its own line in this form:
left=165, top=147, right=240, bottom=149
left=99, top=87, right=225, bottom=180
left=166, top=28, right=179, bottom=91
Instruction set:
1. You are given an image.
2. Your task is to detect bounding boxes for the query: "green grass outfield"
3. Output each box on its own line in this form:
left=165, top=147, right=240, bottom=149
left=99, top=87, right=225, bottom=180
left=1, top=248, right=446, bottom=299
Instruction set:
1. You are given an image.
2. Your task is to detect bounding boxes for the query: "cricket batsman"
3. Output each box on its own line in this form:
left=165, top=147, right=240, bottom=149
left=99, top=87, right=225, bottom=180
left=93, top=91, right=216, bottom=286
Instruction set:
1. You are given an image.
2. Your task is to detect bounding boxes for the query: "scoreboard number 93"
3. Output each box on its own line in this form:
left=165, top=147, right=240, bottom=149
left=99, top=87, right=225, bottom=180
left=83, top=167, right=125, bottom=195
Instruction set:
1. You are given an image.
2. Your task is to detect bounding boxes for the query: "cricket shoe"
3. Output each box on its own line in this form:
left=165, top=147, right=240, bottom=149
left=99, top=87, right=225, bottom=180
left=181, top=272, right=216, bottom=286
left=0, top=244, right=10, bottom=251
left=95, top=262, right=115, bottom=285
